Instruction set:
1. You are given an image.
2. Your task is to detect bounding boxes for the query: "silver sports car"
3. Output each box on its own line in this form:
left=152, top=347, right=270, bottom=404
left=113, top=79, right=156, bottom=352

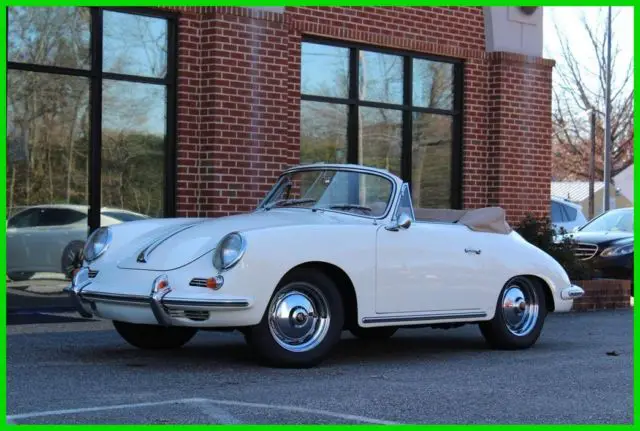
left=6, top=204, right=149, bottom=282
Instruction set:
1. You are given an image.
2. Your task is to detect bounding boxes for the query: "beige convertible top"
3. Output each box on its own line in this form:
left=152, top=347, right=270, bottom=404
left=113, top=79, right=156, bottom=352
left=412, top=207, right=512, bottom=235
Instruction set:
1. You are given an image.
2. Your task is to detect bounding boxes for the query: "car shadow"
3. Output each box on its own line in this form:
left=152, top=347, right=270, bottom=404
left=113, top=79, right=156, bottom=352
left=67, top=326, right=563, bottom=370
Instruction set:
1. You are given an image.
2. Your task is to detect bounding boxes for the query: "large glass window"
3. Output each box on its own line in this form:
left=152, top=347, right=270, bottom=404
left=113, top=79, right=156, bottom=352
left=6, top=7, right=176, bottom=310
left=300, top=39, right=462, bottom=209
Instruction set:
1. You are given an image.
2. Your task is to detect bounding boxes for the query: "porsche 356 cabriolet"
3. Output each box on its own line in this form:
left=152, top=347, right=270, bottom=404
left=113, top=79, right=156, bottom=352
left=66, top=163, right=584, bottom=367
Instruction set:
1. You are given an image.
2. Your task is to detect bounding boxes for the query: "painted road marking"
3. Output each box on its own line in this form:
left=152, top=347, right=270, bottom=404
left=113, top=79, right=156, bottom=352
left=7, top=397, right=399, bottom=425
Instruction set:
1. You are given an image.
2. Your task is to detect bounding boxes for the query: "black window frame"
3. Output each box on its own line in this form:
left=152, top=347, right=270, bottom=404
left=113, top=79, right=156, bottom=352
left=300, top=36, right=464, bottom=209
left=7, top=6, right=178, bottom=234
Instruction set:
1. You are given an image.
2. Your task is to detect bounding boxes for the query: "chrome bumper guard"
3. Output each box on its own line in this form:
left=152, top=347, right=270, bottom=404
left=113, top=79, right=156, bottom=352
left=560, top=284, right=585, bottom=300
left=64, top=269, right=249, bottom=326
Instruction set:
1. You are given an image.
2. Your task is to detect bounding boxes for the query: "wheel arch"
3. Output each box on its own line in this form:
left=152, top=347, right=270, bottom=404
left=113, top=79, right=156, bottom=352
left=278, top=261, right=359, bottom=330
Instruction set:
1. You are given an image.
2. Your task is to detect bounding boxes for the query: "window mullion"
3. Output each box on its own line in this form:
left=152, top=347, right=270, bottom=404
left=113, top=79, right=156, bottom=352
left=347, top=47, right=359, bottom=164
left=402, top=56, right=413, bottom=185
left=88, top=7, right=103, bottom=235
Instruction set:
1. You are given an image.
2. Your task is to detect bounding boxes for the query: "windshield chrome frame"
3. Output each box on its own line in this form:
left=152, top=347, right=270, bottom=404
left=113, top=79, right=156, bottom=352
left=256, top=164, right=401, bottom=221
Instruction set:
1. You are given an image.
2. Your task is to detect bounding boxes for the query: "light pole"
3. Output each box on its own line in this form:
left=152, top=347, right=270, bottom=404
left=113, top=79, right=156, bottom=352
left=589, top=108, right=596, bottom=219
left=603, top=6, right=613, bottom=212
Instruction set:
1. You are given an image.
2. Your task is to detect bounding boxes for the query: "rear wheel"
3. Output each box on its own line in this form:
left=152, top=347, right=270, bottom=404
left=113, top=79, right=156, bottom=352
left=479, top=276, right=547, bottom=350
left=113, top=321, right=197, bottom=350
left=246, top=268, right=344, bottom=368
left=61, top=240, right=85, bottom=280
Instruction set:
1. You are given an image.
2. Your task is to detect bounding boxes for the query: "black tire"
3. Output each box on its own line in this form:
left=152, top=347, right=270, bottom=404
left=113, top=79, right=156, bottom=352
left=61, top=240, right=85, bottom=280
left=479, top=276, right=547, bottom=350
left=7, top=272, right=35, bottom=282
left=246, top=268, right=344, bottom=368
left=349, top=325, right=398, bottom=340
left=113, top=321, right=197, bottom=350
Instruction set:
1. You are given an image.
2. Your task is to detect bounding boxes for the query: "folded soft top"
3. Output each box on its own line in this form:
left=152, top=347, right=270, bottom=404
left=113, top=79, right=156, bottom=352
left=412, top=207, right=512, bottom=234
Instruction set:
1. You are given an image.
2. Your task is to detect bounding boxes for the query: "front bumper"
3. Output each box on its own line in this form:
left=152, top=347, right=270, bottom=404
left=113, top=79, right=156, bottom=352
left=590, top=253, right=633, bottom=280
left=64, top=269, right=251, bottom=326
left=560, top=284, right=585, bottom=300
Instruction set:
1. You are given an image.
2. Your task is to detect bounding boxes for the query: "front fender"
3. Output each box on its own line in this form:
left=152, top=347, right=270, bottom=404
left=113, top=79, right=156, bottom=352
left=217, top=224, right=378, bottom=325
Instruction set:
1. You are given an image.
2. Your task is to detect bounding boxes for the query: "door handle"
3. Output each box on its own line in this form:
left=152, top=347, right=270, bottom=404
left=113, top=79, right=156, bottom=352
left=465, top=248, right=481, bottom=255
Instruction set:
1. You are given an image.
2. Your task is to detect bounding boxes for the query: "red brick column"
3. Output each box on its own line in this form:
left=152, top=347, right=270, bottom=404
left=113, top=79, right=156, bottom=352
left=486, top=52, right=555, bottom=225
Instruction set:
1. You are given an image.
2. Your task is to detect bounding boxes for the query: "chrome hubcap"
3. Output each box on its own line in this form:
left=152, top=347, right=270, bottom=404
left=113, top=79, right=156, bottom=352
left=501, top=281, right=539, bottom=336
left=268, top=282, right=330, bottom=352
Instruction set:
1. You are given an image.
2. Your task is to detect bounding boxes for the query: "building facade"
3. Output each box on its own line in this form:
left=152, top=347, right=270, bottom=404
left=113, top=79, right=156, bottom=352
left=166, top=6, right=555, bottom=224
left=6, top=7, right=553, bottom=300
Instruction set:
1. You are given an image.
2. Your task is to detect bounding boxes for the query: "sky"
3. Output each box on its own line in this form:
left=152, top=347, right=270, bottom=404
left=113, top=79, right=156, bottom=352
left=542, top=6, right=634, bottom=115
left=543, top=6, right=634, bottom=63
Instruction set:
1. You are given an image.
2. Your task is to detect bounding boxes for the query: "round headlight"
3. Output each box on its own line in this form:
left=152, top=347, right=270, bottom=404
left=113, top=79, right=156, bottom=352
left=84, top=227, right=112, bottom=262
left=213, top=232, right=246, bottom=271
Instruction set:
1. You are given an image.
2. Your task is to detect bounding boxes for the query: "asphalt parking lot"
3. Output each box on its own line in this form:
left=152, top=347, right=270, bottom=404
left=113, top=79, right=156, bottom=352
left=7, top=309, right=633, bottom=425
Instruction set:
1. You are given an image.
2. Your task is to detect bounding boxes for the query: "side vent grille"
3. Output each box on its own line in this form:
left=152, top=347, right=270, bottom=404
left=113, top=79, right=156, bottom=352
left=189, top=278, right=208, bottom=287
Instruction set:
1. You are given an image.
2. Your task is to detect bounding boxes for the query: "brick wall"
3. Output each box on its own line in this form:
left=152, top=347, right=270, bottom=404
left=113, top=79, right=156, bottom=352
left=487, top=53, right=555, bottom=223
left=571, top=279, right=632, bottom=311
left=164, top=6, right=553, bottom=223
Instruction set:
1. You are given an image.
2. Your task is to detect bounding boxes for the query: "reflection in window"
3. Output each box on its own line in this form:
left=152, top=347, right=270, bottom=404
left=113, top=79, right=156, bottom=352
left=301, top=43, right=349, bottom=98
left=359, top=51, right=403, bottom=104
left=300, top=39, right=461, bottom=209
left=102, top=80, right=167, bottom=217
left=300, top=101, right=348, bottom=164
left=8, top=7, right=91, bottom=70
left=103, top=11, right=168, bottom=78
left=413, top=59, right=454, bottom=110
left=360, top=107, right=402, bottom=177
left=7, top=70, right=90, bottom=211
left=412, top=113, right=453, bottom=208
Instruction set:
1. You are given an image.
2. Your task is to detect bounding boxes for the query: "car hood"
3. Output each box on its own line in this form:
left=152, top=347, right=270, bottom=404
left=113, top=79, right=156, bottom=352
left=561, top=230, right=633, bottom=246
left=115, top=209, right=354, bottom=271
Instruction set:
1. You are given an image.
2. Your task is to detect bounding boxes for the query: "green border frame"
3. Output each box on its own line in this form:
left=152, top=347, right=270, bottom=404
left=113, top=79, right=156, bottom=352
left=1, top=2, right=637, bottom=428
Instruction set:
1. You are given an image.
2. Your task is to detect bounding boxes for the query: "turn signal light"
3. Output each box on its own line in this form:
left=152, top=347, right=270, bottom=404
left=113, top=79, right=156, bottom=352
left=153, top=275, right=170, bottom=293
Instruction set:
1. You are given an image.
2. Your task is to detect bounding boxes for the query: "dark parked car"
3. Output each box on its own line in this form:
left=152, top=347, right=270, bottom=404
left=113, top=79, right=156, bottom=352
left=565, top=207, right=633, bottom=295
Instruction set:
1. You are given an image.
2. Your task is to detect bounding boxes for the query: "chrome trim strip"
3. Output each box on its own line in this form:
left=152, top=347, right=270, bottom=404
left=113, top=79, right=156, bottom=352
left=164, top=299, right=250, bottom=310
left=362, top=311, right=487, bottom=324
left=561, top=285, right=585, bottom=300
left=136, top=221, right=207, bottom=263
left=80, top=291, right=150, bottom=306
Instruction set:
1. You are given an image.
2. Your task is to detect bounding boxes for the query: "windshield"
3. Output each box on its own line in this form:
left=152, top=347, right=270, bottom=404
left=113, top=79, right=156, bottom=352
left=259, top=169, right=395, bottom=217
left=579, top=209, right=633, bottom=233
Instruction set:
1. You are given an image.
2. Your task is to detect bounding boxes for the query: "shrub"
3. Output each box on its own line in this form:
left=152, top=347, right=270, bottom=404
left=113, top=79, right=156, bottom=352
left=514, top=213, right=594, bottom=281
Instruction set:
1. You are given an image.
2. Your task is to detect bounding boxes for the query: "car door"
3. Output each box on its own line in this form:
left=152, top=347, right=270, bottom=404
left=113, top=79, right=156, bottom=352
left=25, top=208, right=88, bottom=272
left=374, top=185, right=492, bottom=314
left=6, top=208, right=39, bottom=272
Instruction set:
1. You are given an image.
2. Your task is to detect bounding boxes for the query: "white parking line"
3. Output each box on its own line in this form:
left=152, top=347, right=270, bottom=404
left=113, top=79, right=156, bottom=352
left=7, top=397, right=399, bottom=425
left=196, top=401, right=243, bottom=424
left=7, top=399, right=198, bottom=421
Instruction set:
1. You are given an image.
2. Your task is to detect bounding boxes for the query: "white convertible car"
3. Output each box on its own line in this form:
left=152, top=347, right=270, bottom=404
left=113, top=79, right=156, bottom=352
left=66, top=164, right=584, bottom=367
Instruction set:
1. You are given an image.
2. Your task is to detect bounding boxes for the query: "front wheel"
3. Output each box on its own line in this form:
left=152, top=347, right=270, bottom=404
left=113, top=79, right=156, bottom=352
left=479, top=276, right=547, bottom=350
left=113, top=321, right=197, bottom=350
left=246, top=268, right=344, bottom=368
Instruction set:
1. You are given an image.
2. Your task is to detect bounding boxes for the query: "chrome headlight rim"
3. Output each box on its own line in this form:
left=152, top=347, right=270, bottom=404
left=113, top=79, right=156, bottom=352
left=600, top=242, right=633, bottom=258
left=213, top=232, right=247, bottom=272
left=83, top=227, right=112, bottom=262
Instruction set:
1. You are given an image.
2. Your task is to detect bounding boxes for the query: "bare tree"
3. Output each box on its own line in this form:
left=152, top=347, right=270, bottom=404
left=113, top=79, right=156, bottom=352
left=550, top=7, right=634, bottom=181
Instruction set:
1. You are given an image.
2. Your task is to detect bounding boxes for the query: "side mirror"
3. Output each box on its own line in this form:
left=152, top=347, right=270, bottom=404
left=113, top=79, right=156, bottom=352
left=385, top=212, right=412, bottom=231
